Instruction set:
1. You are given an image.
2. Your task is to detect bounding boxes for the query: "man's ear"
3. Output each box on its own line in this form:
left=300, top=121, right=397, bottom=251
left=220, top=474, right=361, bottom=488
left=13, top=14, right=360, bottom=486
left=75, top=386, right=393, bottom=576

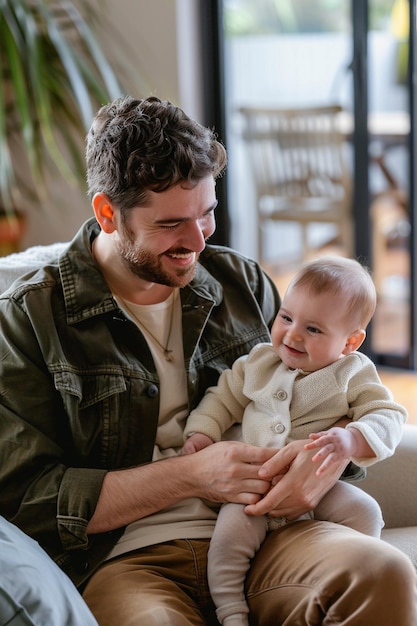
left=342, top=329, right=366, bottom=355
left=92, top=193, right=116, bottom=233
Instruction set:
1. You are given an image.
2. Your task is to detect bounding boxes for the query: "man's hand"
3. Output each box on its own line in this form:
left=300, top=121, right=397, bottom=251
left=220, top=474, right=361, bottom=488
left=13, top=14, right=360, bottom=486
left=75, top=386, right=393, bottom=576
left=244, top=440, right=348, bottom=520
left=88, top=440, right=277, bottom=533
left=192, top=441, right=277, bottom=505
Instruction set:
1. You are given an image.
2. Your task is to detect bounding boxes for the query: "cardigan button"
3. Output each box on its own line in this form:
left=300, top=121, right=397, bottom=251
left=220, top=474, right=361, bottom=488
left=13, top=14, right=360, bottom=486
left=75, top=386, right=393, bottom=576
left=146, top=384, right=159, bottom=398
left=272, top=423, right=285, bottom=434
left=274, top=390, right=287, bottom=401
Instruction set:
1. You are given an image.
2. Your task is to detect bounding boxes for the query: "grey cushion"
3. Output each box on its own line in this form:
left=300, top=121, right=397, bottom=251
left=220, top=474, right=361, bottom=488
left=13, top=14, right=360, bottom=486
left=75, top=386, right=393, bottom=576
left=0, top=516, right=97, bottom=626
left=359, top=424, right=417, bottom=570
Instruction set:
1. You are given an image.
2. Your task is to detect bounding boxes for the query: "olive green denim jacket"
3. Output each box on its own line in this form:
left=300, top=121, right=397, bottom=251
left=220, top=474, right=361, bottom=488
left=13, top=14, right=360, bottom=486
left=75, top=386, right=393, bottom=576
left=0, top=218, right=280, bottom=588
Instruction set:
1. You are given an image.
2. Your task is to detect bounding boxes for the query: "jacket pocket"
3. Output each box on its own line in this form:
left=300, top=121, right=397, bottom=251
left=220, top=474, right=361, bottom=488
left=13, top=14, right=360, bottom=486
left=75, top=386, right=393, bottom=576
left=53, top=368, right=127, bottom=465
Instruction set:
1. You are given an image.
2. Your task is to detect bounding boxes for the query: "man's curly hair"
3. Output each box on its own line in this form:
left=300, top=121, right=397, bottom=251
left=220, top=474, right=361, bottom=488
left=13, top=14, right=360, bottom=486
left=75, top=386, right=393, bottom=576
left=86, top=95, right=227, bottom=211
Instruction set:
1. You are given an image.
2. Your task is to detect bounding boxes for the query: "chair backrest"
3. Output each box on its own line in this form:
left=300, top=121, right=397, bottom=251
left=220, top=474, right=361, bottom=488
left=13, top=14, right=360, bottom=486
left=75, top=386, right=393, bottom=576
left=239, top=104, right=351, bottom=206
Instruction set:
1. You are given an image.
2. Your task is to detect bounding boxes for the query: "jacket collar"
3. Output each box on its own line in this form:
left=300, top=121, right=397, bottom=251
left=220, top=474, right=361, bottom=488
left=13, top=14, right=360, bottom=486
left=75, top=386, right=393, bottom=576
left=60, top=218, right=224, bottom=324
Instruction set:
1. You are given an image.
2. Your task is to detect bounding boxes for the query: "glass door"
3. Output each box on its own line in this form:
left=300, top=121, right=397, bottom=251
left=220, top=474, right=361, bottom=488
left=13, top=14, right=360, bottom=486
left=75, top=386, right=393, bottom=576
left=365, top=0, right=411, bottom=365
left=209, top=0, right=416, bottom=369
left=222, top=0, right=353, bottom=268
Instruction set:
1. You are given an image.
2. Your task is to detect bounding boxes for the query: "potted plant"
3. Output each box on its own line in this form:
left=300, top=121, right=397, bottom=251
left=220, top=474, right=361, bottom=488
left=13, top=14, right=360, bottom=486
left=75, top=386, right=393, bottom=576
left=0, top=0, right=122, bottom=254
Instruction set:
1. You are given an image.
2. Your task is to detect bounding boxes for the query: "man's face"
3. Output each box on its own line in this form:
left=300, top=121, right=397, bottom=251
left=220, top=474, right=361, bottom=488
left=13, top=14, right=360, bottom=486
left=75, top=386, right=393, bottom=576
left=117, top=177, right=217, bottom=288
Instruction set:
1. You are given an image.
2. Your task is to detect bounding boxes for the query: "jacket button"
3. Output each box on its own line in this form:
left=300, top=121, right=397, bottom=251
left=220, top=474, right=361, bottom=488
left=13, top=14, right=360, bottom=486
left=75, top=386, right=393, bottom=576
left=79, top=560, right=89, bottom=572
left=274, top=390, right=287, bottom=401
left=147, top=384, right=159, bottom=398
left=272, top=423, right=285, bottom=434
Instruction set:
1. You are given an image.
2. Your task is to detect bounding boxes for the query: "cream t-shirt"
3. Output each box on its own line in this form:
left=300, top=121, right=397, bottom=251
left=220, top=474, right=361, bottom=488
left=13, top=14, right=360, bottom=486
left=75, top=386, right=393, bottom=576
left=108, top=289, right=219, bottom=559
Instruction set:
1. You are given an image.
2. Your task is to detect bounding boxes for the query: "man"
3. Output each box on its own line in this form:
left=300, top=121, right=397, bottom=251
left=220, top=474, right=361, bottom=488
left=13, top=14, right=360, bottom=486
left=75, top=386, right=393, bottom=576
left=0, top=96, right=415, bottom=625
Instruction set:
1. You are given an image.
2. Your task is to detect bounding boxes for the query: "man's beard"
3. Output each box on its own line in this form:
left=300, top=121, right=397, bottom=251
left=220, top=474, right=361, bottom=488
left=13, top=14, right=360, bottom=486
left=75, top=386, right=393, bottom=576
left=117, top=237, right=198, bottom=288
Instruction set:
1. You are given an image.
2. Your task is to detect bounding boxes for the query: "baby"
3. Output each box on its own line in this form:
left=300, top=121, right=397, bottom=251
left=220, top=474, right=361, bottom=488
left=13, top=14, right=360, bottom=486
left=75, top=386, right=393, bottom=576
left=181, top=256, right=407, bottom=626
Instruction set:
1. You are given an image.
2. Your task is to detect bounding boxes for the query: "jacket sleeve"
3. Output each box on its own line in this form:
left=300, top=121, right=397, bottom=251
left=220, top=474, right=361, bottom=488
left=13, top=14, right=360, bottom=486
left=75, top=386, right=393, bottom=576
left=0, top=294, right=106, bottom=554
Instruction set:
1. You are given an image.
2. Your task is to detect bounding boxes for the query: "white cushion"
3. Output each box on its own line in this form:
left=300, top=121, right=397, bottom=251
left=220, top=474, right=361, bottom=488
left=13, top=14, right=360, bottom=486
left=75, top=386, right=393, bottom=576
left=0, top=243, right=68, bottom=294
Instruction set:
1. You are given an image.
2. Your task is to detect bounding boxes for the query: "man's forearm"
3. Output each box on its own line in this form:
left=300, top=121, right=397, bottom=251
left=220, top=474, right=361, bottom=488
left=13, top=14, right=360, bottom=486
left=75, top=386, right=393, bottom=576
left=86, top=440, right=275, bottom=534
left=87, top=454, right=195, bottom=534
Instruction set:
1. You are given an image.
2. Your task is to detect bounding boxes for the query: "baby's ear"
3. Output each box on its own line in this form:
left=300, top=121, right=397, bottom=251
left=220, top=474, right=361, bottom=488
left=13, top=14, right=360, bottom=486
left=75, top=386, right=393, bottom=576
left=342, top=329, right=366, bottom=355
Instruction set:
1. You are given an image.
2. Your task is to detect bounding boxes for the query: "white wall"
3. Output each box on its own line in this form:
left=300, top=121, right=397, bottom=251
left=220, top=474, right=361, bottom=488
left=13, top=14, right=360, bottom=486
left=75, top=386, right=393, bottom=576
left=21, top=0, right=202, bottom=249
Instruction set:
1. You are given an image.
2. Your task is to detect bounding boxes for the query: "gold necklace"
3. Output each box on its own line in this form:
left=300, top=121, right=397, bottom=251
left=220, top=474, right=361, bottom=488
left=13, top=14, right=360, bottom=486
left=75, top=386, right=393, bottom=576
left=118, top=293, right=176, bottom=362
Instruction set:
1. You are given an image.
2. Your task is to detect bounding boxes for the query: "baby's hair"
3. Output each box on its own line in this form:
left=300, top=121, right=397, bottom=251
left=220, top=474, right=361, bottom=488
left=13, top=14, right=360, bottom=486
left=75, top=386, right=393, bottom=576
left=288, top=256, right=377, bottom=329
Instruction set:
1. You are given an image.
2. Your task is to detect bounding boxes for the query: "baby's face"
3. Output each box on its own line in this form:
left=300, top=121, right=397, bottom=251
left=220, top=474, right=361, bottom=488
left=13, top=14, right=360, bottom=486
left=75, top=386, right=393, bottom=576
left=271, top=285, right=356, bottom=372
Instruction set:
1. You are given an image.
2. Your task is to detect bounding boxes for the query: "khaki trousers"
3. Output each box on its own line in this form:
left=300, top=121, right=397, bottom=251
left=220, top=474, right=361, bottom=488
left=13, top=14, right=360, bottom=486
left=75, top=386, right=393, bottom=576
left=83, top=520, right=417, bottom=626
left=208, top=482, right=385, bottom=623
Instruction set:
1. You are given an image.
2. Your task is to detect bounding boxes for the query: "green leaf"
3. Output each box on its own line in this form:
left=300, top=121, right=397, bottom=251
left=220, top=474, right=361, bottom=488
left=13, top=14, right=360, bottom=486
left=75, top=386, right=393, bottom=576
left=0, top=0, right=124, bottom=212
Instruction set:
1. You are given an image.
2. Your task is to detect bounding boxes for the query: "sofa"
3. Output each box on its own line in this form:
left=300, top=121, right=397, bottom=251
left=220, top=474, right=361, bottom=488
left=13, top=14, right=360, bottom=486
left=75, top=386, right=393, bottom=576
left=358, top=422, right=417, bottom=570
left=0, top=243, right=416, bottom=575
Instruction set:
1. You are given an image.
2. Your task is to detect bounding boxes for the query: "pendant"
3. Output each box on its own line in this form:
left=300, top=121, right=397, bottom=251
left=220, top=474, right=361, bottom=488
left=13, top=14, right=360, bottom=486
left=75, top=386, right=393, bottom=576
left=164, top=349, right=174, bottom=362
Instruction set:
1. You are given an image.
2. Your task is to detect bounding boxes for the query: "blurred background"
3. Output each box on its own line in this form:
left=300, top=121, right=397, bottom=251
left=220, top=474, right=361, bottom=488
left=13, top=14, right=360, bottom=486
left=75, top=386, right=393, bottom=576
left=1, top=1, right=417, bottom=395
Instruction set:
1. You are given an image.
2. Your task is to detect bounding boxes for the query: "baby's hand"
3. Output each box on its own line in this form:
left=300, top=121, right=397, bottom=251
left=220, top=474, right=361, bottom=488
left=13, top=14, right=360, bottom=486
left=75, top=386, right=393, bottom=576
left=304, top=427, right=355, bottom=475
left=180, top=432, right=215, bottom=455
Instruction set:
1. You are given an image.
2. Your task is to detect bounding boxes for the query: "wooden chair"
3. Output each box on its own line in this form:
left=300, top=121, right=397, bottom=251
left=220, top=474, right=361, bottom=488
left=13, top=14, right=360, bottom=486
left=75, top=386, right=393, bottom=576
left=239, top=104, right=353, bottom=265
